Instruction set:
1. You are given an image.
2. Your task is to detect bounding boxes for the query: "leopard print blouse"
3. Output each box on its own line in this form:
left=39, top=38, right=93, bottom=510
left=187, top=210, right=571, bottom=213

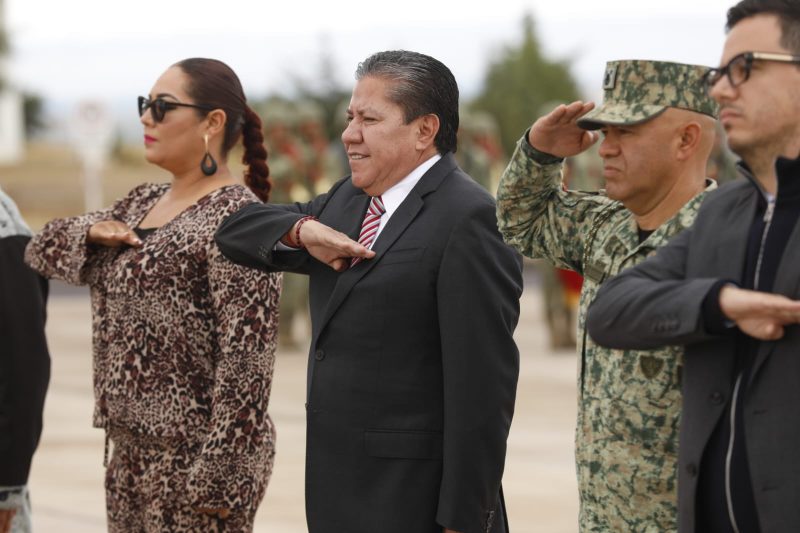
left=25, top=183, right=281, bottom=512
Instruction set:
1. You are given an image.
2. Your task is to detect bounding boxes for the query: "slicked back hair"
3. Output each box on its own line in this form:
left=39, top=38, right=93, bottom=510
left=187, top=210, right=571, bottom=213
left=355, top=50, right=459, bottom=154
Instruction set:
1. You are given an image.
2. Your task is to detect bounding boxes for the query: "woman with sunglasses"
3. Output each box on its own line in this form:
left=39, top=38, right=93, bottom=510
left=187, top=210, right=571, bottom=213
left=25, top=58, right=280, bottom=532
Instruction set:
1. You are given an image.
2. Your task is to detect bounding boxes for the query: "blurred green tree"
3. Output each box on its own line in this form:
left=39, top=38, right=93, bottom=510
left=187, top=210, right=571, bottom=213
left=22, top=93, right=45, bottom=138
left=471, top=13, right=580, bottom=155
left=0, top=0, right=46, bottom=139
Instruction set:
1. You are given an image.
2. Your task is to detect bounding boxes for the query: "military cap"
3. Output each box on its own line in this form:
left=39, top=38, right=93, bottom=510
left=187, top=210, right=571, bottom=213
left=577, top=59, right=719, bottom=130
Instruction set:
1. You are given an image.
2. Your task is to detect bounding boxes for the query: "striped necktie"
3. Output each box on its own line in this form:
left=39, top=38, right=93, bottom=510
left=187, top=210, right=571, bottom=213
left=351, top=195, right=385, bottom=267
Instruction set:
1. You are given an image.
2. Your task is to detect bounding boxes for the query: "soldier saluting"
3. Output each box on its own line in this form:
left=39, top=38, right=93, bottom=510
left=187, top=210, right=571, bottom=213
left=496, top=60, right=718, bottom=531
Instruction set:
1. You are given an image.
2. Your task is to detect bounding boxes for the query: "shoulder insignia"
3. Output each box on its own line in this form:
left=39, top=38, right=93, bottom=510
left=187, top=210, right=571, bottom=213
left=640, top=355, right=665, bottom=379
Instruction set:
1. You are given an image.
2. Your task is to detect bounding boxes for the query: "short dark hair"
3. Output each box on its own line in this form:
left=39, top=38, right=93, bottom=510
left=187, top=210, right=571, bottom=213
left=727, top=0, right=800, bottom=54
left=355, top=50, right=459, bottom=154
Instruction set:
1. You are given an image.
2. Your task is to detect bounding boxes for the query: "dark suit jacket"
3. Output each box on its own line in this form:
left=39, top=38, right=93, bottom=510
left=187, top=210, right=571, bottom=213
left=586, top=162, right=800, bottom=533
left=216, top=153, right=522, bottom=533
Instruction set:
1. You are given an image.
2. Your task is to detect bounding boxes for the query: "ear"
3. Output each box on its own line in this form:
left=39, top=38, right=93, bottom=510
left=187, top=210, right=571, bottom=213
left=204, top=109, right=227, bottom=139
left=415, top=113, right=440, bottom=151
left=675, top=122, right=702, bottom=161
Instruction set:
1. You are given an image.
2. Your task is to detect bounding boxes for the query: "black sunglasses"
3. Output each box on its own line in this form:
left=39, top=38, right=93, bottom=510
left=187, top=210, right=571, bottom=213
left=703, top=51, right=800, bottom=92
left=137, top=96, right=214, bottom=123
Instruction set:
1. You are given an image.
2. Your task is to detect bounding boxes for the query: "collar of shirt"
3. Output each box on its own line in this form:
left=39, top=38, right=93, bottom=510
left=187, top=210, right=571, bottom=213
left=373, top=153, right=441, bottom=242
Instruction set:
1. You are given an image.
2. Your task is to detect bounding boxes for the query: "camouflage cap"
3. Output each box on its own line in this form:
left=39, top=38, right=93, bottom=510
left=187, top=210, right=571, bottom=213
left=577, top=59, right=719, bottom=130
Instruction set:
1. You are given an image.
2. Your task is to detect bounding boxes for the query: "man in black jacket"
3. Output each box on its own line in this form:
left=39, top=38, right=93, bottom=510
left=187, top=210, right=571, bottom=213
left=0, top=187, right=50, bottom=533
left=586, top=1, right=800, bottom=531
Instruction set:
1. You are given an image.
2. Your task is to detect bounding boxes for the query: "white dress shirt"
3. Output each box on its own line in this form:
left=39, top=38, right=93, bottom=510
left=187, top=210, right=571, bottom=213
left=370, top=153, right=441, bottom=246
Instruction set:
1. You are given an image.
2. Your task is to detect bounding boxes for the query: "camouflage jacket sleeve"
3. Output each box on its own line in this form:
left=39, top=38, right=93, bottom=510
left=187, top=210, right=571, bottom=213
left=496, top=135, right=613, bottom=274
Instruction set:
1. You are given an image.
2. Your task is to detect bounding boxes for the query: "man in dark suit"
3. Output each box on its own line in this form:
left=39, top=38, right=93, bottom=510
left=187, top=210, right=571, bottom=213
left=586, top=1, right=800, bottom=531
left=216, top=50, right=522, bottom=533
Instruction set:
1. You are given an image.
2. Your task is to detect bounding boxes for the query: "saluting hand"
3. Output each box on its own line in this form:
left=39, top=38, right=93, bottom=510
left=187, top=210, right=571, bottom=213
left=527, top=100, right=599, bottom=158
left=87, top=221, right=143, bottom=248
left=292, top=219, right=375, bottom=272
left=720, top=285, right=800, bottom=340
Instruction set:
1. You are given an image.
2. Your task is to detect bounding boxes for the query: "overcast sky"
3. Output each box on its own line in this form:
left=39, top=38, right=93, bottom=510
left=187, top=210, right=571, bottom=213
left=4, top=0, right=736, bottom=132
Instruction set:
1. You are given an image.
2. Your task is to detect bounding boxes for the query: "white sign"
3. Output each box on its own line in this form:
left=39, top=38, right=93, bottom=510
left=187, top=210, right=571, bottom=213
left=70, top=100, right=115, bottom=211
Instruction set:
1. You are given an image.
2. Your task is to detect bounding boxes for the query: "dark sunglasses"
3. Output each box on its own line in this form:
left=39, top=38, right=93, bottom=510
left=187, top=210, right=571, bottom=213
left=703, top=51, right=800, bottom=93
left=137, top=96, right=214, bottom=123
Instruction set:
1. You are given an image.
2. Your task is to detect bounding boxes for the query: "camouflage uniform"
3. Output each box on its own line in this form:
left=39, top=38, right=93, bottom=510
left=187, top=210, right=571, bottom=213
left=261, top=101, right=312, bottom=349
left=497, top=60, right=719, bottom=532
left=457, top=110, right=504, bottom=192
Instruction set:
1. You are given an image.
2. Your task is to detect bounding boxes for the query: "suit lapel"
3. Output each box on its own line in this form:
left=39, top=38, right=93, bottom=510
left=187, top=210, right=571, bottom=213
left=369, top=192, right=425, bottom=258
left=713, top=188, right=759, bottom=384
left=334, top=193, right=371, bottom=240
left=712, top=189, right=756, bottom=281
left=770, top=210, right=800, bottom=296
left=316, top=154, right=457, bottom=336
left=318, top=192, right=425, bottom=330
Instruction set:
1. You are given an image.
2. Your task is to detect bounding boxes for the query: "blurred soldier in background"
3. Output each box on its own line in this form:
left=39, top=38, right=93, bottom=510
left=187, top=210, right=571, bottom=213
left=295, top=100, right=338, bottom=196
left=329, top=97, right=353, bottom=177
left=532, top=101, right=604, bottom=350
left=259, top=99, right=346, bottom=349
left=457, top=109, right=505, bottom=192
left=262, top=100, right=311, bottom=203
left=707, top=122, right=740, bottom=184
left=261, top=100, right=312, bottom=349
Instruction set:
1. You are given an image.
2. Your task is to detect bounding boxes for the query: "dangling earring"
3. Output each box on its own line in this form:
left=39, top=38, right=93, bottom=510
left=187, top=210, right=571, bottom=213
left=201, top=133, right=218, bottom=176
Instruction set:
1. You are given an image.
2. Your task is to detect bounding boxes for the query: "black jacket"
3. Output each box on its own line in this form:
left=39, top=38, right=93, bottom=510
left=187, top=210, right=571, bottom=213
left=0, top=204, right=50, bottom=486
left=587, top=156, right=800, bottom=533
left=216, top=154, right=522, bottom=533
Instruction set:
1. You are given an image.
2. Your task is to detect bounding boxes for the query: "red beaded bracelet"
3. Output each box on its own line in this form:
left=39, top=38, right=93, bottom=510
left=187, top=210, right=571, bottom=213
left=293, top=216, right=317, bottom=249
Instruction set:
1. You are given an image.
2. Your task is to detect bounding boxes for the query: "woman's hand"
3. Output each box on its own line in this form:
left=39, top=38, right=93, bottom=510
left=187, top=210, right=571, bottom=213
left=87, top=221, right=142, bottom=248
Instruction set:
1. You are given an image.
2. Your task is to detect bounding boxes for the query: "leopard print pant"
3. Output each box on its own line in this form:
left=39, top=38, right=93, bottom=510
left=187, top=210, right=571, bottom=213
left=105, top=428, right=262, bottom=532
